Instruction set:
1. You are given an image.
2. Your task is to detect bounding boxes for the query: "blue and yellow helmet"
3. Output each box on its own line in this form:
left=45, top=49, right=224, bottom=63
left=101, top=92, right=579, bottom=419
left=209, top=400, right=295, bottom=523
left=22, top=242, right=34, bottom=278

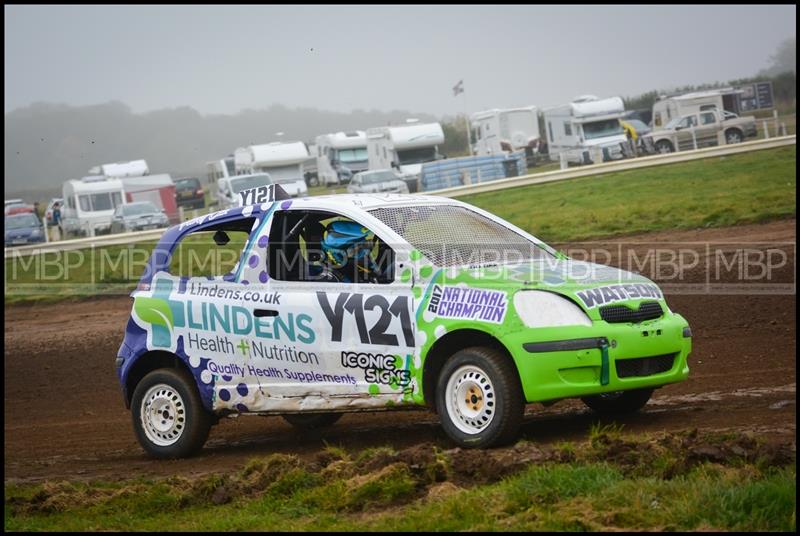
left=321, top=220, right=376, bottom=269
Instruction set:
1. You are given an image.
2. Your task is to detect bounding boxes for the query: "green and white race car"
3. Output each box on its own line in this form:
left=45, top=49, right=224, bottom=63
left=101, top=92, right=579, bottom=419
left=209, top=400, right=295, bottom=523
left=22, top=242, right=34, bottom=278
left=117, top=186, right=691, bottom=458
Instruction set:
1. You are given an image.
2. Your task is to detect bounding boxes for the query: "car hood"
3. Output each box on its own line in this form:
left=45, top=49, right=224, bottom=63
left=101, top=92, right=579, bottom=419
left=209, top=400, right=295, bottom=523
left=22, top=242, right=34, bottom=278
left=426, top=257, right=665, bottom=320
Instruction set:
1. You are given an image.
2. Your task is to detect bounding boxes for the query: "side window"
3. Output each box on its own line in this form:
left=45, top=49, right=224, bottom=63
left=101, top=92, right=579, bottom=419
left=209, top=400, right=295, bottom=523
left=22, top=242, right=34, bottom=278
left=654, top=112, right=662, bottom=127
left=79, top=195, right=91, bottom=212
left=548, top=121, right=554, bottom=142
left=700, top=112, right=716, bottom=125
left=564, top=122, right=572, bottom=136
left=267, top=210, right=395, bottom=284
left=168, top=218, right=256, bottom=279
left=700, top=104, right=717, bottom=111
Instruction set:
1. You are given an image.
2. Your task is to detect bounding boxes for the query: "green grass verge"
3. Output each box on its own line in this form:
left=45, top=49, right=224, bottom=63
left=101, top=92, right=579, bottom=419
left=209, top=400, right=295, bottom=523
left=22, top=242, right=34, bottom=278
left=4, top=429, right=795, bottom=531
left=458, top=146, right=796, bottom=242
left=4, top=146, right=796, bottom=305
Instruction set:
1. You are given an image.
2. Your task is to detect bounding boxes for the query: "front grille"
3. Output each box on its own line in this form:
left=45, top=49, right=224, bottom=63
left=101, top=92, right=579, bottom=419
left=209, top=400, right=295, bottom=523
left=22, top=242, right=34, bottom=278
left=616, top=353, right=676, bottom=378
left=600, top=301, right=663, bottom=323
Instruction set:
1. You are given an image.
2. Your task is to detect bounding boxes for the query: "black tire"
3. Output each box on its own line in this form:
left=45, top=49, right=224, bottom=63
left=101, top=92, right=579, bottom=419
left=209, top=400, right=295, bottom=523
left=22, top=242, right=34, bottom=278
left=282, top=412, right=343, bottom=430
left=131, top=368, right=213, bottom=459
left=435, top=347, right=524, bottom=448
left=725, top=129, right=743, bottom=144
left=581, top=388, right=654, bottom=415
left=655, top=140, right=674, bottom=154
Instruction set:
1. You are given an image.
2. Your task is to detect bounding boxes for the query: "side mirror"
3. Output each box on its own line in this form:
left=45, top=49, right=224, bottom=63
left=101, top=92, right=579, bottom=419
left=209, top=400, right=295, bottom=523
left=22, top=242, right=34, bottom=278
left=213, top=230, right=230, bottom=246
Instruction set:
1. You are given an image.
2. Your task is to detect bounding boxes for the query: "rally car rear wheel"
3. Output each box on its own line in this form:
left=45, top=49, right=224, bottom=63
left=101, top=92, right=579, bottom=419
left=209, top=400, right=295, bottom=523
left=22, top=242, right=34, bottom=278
left=131, top=368, right=212, bottom=459
left=581, top=388, right=654, bottom=415
left=282, top=413, right=343, bottom=430
left=436, top=347, right=524, bottom=448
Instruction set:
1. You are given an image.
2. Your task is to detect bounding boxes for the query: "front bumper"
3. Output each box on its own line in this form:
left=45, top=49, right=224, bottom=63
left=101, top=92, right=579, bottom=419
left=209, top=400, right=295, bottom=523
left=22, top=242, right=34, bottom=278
left=508, top=313, right=691, bottom=403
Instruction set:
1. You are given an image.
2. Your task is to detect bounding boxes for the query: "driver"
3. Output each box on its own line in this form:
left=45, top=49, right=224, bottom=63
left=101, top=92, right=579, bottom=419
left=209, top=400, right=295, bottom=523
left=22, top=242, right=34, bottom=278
left=320, top=220, right=381, bottom=283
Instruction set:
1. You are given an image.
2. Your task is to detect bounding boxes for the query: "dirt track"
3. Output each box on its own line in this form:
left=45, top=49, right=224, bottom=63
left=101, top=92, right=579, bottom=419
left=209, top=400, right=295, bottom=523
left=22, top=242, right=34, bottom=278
left=4, top=219, right=796, bottom=484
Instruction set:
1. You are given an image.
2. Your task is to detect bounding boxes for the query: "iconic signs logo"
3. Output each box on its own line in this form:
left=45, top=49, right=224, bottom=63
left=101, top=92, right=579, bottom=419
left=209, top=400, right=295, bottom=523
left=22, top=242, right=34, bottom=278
left=341, top=351, right=411, bottom=387
left=427, top=285, right=508, bottom=324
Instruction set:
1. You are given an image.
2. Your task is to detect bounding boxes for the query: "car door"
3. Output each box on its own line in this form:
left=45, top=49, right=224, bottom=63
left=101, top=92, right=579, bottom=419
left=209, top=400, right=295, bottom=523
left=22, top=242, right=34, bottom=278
left=675, top=115, right=698, bottom=151
left=232, top=203, right=417, bottom=412
left=696, top=112, right=720, bottom=147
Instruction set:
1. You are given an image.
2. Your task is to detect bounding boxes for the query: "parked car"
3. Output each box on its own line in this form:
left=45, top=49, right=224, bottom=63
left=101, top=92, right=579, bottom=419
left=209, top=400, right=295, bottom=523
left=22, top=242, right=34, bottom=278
left=174, top=177, right=205, bottom=210
left=347, top=169, right=410, bottom=194
left=110, top=201, right=170, bottom=234
left=5, top=212, right=45, bottom=246
left=641, top=109, right=757, bottom=154
left=5, top=203, right=35, bottom=216
left=117, top=186, right=692, bottom=458
left=45, top=198, right=64, bottom=225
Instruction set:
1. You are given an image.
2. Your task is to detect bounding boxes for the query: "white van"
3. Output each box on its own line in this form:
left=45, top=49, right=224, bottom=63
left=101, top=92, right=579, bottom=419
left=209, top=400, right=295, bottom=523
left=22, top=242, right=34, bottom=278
left=61, top=176, right=126, bottom=237
left=216, top=173, right=274, bottom=209
left=470, top=106, right=540, bottom=164
left=315, top=131, right=369, bottom=186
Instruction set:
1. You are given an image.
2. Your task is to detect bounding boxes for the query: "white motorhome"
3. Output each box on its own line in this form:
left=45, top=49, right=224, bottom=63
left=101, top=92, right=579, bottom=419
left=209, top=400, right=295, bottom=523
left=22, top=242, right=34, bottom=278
left=652, top=88, right=744, bottom=131
left=61, top=176, right=126, bottom=237
left=315, top=131, right=369, bottom=186
left=366, top=121, right=445, bottom=193
left=233, top=142, right=309, bottom=198
left=470, top=106, right=540, bottom=163
left=543, top=96, right=627, bottom=164
left=89, top=159, right=150, bottom=178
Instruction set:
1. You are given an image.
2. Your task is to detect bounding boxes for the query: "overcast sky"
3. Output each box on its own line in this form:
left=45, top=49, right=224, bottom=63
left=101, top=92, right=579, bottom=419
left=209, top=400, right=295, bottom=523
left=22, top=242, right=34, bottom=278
left=4, top=5, right=796, bottom=117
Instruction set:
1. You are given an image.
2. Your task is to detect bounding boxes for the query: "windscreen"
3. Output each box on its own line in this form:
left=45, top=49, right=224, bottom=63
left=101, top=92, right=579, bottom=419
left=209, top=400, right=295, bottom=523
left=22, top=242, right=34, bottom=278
left=6, top=214, right=39, bottom=229
left=123, top=203, right=158, bottom=216
left=582, top=119, right=624, bottom=140
left=337, top=148, right=368, bottom=163
left=369, top=204, right=554, bottom=267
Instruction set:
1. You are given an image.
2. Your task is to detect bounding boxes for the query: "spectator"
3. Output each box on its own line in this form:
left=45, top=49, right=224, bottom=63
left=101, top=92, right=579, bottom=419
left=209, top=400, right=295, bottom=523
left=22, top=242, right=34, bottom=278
left=51, top=203, right=62, bottom=241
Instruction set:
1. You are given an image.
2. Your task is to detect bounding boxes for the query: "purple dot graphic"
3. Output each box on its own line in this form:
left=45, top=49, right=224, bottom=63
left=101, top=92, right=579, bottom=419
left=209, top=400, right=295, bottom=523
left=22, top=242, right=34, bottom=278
left=241, top=280, right=250, bottom=286
left=259, top=271, right=269, bottom=283
left=223, top=273, right=235, bottom=282
left=248, top=254, right=259, bottom=268
left=280, top=200, right=293, bottom=210
left=258, top=235, right=269, bottom=248
left=236, top=383, right=248, bottom=397
left=222, top=375, right=232, bottom=382
left=219, top=389, right=231, bottom=402
left=236, top=403, right=249, bottom=412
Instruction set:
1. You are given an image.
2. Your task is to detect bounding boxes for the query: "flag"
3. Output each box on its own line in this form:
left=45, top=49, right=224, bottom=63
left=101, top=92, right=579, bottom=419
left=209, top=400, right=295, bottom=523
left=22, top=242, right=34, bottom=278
left=453, top=79, right=464, bottom=97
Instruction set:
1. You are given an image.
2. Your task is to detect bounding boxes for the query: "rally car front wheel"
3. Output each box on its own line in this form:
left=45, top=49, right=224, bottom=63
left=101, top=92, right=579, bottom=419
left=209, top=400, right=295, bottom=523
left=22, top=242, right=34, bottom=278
left=436, top=347, right=524, bottom=448
left=131, top=368, right=213, bottom=459
left=581, top=388, right=654, bottom=415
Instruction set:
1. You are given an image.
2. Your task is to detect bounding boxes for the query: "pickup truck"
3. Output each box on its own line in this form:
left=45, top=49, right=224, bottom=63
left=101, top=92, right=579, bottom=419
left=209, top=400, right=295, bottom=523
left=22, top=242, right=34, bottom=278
left=642, top=110, right=757, bottom=154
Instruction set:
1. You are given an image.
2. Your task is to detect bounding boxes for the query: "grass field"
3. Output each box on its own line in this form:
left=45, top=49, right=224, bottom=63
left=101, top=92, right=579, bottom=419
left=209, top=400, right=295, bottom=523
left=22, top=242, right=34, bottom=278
left=4, top=428, right=795, bottom=531
left=4, top=146, right=796, bottom=305
left=459, top=145, right=796, bottom=242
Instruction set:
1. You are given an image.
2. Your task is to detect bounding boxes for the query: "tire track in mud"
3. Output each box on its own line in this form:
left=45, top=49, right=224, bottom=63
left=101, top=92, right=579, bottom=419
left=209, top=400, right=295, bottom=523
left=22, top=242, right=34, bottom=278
left=4, top=219, right=795, bottom=483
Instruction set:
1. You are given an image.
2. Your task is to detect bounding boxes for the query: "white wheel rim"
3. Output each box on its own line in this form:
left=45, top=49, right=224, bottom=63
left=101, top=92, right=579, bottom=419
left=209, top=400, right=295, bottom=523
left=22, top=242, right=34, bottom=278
left=445, top=365, right=496, bottom=435
left=140, top=383, right=186, bottom=447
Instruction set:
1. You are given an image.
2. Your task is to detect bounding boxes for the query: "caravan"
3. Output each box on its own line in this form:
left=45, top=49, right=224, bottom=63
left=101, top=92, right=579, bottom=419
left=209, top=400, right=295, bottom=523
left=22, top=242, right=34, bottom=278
left=470, top=107, right=540, bottom=165
left=233, top=142, right=309, bottom=198
left=543, top=96, right=628, bottom=165
left=61, top=176, right=126, bottom=237
left=366, top=121, right=445, bottom=193
left=315, top=131, right=369, bottom=186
